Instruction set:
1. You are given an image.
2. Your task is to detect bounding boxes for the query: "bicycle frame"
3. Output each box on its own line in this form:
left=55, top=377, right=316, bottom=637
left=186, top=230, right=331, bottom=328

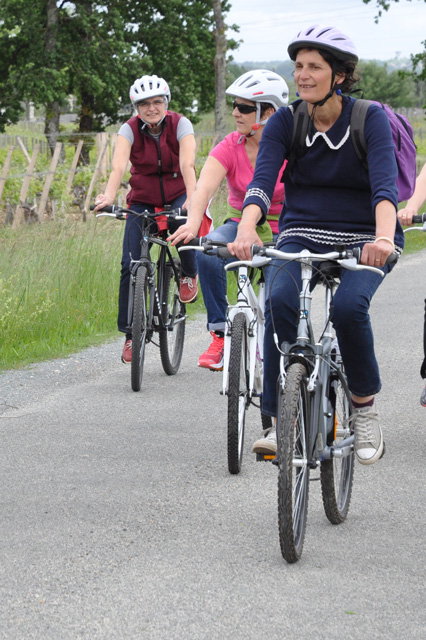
left=251, top=247, right=384, bottom=465
left=222, top=262, right=266, bottom=398
left=279, top=257, right=353, bottom=464
left=127, top=227, right=183, bottom=336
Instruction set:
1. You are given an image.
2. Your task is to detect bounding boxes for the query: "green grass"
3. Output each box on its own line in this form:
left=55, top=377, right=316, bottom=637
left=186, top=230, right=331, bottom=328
left=0, top=217, right=124, bottom=369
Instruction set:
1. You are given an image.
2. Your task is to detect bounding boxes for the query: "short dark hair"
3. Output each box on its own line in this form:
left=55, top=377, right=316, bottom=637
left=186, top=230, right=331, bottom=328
left=318, top=48, right=360, bottom=93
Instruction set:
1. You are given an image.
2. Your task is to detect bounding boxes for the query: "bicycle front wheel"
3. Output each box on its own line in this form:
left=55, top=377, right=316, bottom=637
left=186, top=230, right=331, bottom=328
left=278, top=363, right=310, bottom=563
left=131, top=266, right=148, bottom=392
left=159, top=260, right=186, bottom=375
left=320, top=367, right=354, bottom=524
left=227, top=313, right=249, bottom=475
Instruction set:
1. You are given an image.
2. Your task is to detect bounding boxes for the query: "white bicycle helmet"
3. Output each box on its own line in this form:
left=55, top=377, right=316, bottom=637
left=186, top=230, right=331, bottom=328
left=226, top=69, right=289, bottom=112
left=129, top=74, right=171, bottom=104
left=288, top=25, right=358, bottom=63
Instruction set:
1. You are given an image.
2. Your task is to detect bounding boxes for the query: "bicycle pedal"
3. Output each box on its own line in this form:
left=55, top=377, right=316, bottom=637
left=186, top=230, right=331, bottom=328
left=256, top=452, right=276, bottom=463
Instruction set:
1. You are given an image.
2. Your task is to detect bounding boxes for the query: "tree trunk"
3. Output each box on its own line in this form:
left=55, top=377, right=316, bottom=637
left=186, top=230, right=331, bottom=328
left=44, top=0, right=64, bottom=160
left=212, top=0, right=227, bottom=142
left=78, top=90, right=95, bottom=165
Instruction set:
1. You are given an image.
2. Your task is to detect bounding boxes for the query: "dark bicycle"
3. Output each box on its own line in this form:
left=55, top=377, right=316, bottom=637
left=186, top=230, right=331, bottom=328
left=93, top=204, right=187, bottom=392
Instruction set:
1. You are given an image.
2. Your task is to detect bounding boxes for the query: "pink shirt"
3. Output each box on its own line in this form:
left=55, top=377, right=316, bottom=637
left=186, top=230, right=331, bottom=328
left=210, top=131, right=286, bottom=233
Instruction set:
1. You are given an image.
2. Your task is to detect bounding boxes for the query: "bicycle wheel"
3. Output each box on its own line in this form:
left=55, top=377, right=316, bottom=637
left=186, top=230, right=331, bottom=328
left=277, top=362, right=310, bottom=563
left=159, top=259, right=186, bottom=375
left=320, top=366, right=354, bottom=524
left=227, top=313, right=249, bottom=475
left=131, top=266, right=148, bottom=392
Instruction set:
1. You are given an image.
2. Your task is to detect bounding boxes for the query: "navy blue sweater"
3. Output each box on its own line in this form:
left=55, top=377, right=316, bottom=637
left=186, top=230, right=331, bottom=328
left=243, top=95, right=404, bottom=252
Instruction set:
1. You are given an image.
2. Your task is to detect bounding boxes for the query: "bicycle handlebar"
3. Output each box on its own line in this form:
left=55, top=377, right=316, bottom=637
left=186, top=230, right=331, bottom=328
left=178, top=238, right=276, bottom=261
left=90, top=204, right=187, bottom=220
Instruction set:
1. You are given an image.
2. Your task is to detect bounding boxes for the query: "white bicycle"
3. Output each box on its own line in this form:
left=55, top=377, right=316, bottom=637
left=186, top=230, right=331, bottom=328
left=180, top=240, right=273, bottom=474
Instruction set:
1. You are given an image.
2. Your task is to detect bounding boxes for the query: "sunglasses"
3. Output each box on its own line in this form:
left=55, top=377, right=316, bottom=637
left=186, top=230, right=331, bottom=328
left=232, top=100, right=257, bottom=114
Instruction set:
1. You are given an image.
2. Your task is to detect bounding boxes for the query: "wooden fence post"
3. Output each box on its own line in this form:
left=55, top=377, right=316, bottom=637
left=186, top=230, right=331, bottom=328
left=65, top=139, right=84, bottom=195
left=12, top=145, right=40, bottom=228
left=38, top=142, right=62, bottom=219
left=0, top=146, right=14, bottom=202
left=83, top=138, right=109, bottom=219
left=16, top=136, right=31, bottom=164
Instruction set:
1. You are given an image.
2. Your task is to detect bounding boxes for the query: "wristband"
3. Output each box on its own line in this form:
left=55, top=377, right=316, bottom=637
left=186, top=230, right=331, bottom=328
left=374, top=236, right=395, bottom=250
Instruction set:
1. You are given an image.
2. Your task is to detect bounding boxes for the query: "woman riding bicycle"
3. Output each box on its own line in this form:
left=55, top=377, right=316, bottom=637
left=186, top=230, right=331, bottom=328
left=169, top=69, right=289, bottom=370
left=398, top=161, right=426, bottom=406
left=94, top=74, right=199, bottom=363
left=229, top=25, right=405, bottom=463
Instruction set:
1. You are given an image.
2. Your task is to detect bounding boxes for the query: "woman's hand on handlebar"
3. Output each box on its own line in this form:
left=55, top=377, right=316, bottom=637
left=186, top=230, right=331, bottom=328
left=168, top=221, right=200, bottom=246
left=361, top=239, right=394, bottom=268
left=227, top=224, right=263, bottom=261
left=93, top=193, right=114, bottom=212
left=397, top=207, right=416, bottom=226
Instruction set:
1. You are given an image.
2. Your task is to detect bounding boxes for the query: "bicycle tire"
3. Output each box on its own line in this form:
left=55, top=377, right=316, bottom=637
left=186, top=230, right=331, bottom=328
left=277, top=362, right=310, bottom=563
left=131, top=266, right=148, bottom=392
left=227, top=313, right=249, bottom=475
left=159, top=259, right=186, bottom=375
left=320, top=365, right=354, bottom=524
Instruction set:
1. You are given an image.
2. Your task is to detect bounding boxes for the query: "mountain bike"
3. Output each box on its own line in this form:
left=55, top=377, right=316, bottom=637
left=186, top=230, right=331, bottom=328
left=93, top=204, right=187, bottom=392
left=180, top=239, right=273, bottom=474
left=249, top=244, right=389, bottom=563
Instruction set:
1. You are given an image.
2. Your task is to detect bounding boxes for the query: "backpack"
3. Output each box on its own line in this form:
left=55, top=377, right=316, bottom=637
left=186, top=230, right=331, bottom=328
left=282, top=99, right=417, bottom=202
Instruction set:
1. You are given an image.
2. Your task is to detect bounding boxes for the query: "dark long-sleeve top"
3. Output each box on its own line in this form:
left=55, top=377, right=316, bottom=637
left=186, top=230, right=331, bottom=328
left=243, top=95, right=404, bottom=252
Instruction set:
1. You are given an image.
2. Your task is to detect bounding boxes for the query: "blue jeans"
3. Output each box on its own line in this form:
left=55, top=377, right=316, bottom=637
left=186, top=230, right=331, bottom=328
left=117, top=196, right=197, bottom=334
left=197, top=220, right=277, bottom=332
left=262, top=241, right=392, bottom=417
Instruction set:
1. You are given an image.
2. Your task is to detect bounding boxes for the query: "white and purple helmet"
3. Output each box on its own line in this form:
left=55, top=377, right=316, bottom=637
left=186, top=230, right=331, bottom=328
left=129, top=75, right=171, bottom=104
left=288, top=25, right=358, bottom=63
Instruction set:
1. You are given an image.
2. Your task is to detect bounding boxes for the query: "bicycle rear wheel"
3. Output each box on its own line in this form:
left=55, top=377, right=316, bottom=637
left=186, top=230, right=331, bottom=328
left=320, top=366, right=354, bottom=524
left=159, top=259, right=186, bottom=375
left=278, top=362, right=310, bottom=563
left=227, top=313, right=249, bottom=475
left=131, top=266, right=148, bottom=392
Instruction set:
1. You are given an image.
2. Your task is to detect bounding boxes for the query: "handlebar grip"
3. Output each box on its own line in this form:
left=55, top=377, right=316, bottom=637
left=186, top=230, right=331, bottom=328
left=412, top=214, right=426, bottom=224
left=90, top=204, right=117, bottom=213
left=216, top=247, right=233, bottom=259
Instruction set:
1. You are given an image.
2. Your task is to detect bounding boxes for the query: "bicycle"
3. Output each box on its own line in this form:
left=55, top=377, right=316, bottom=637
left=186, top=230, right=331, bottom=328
left=247, top=243, right=389, bottom=563
left=93, top=204, right=187, bottom=392
left=180, top=239, right=273, bottom=474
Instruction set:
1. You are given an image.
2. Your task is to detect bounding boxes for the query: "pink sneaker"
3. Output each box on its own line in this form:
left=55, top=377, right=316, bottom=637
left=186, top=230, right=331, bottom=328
left=179, top=275, right=198, bottom=303
left=198, top=332, right=224, bottom=370
left=121, top=339, right=132, bottom=364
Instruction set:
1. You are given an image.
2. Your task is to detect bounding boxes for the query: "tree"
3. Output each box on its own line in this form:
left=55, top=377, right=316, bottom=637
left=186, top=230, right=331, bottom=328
left=357, top=61, right=418, bottom=108
left=362, top=0, right=426, bottom=109
left=0, top=0, right=239, bottom=147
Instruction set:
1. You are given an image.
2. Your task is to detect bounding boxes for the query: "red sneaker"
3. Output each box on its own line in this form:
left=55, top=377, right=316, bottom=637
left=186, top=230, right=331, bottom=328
left=179, top=275, right=198, bottom=303
left=198, top=332, right=224, bottom=370
left=121, top=339, right=132, bottom=364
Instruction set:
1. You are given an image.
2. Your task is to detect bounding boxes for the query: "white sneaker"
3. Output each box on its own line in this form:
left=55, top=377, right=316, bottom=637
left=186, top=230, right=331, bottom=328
left=352, top=400, right=384, bottom=465
left=252, top=426, right=277, bottom=454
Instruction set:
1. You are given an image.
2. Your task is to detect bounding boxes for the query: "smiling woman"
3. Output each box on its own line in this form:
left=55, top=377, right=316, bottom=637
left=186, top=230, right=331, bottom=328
left=229, top=24, right=405, bottom=465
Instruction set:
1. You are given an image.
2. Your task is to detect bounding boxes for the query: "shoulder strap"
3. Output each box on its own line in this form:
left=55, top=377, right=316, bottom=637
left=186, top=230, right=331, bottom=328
left=281, top=101, right=311, bottom=184
left=350, top=99, right=372, bottom=164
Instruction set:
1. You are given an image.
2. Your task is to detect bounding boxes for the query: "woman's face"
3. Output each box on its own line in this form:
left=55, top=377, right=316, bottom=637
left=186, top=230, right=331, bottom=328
left=136, top=95, right=167, bottom=125
left=294, top=48, right=333, bottom=104
left=231, top=98, right=258, bottom=136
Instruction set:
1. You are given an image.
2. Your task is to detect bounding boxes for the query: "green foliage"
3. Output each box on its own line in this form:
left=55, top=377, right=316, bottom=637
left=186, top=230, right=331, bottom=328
left=357, top=61, right=419, bottom=107
left=0, top=0, right=238, bottom=135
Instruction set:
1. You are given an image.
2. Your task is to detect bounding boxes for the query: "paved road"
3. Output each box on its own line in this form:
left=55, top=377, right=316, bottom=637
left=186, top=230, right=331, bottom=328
left=1, top=250, right=426, bottom=639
